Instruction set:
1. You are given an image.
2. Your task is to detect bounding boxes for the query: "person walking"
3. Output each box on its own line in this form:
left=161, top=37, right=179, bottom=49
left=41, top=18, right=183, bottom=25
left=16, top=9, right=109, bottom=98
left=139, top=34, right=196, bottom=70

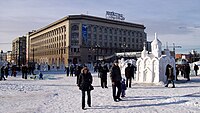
left=110, top=60, right=122, bottom=102
left=64, top=66, right=70, bottom=76
left=70, top=65, right=74, bottom=76
left=131, top=64, right=136, bottom=81
left=185, top=64, right=190, bottom=81
left=165, top=64, right=175, bottom=88
left=121, top=78, right=127, bottom=98
left=175, top=65, right=179, bottom=81
left=194, top=64, right=199, bottom=76
left=78, top=67, right=93, bottom=110
left=22, top=65, right=28, bottom=79
left=4, top=66, right=9, bottom=78
left=125, top=63, right=133, bottom=88
left=75, top=65, right=82, bottom=85
left=99, top=64, right=109, bottom=88
left=0, top=66, right=6, bottom=80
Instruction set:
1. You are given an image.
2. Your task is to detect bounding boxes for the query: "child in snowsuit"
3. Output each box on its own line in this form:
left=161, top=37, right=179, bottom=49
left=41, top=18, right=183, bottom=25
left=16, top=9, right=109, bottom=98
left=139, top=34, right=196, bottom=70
left=121, top=78, right=127, bottom=97
left=39, top=72, right=43, bottom=80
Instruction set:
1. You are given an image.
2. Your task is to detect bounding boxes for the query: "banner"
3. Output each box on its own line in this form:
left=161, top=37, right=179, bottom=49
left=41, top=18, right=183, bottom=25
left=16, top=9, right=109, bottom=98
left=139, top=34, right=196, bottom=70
left=82, top=24, right=88, bottom=46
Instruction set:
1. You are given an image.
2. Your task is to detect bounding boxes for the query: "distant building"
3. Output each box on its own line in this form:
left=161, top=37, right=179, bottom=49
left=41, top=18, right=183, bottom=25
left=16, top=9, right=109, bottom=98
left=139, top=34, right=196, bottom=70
left=12, top=36, right=26, bottom=66
left=28, top=14, right=146, bottom=67
left=6, top=51, right=12, bottom=63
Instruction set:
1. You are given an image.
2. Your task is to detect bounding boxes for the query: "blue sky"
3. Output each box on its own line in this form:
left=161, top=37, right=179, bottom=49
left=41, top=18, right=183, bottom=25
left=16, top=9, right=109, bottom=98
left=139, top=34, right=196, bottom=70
left=0, top=0, right=200, bottom=53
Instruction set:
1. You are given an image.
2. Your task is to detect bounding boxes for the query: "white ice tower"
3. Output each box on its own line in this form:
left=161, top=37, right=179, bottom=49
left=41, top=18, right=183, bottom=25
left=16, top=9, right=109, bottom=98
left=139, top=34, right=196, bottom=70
left=151, top=33, right=162, bottom=58
left=136, top=33, right=176, bottom=84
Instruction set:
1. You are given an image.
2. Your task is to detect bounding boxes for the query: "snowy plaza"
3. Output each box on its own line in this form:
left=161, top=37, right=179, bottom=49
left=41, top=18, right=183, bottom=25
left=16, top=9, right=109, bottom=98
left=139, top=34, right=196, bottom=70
left=0, top=70, right=200, bottom=113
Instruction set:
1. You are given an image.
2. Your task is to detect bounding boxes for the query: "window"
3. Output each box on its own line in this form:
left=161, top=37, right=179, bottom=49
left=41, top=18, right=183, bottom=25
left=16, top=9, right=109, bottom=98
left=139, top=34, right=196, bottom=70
left=136, top=38, right=138, bottom=43
left=71, top=33, right=79, bottom=39
left=109, top=28, right=112, bottom=34
left=132, top=44, right=134, bottom=48
left=109, top=43, right=112, bottom=47
left=132, top=38, right=135, bottom=43
left=109, top=36, right=112, bottom=41
left=93, top=34, right=97, bottom=40
left=104, top=28, right=107, bottom=33
left=104, top=42, right=107, bottom=47
left=104, top=35, right=107, bottom=41
left=114, top=29, right=117, bottom=34
left=99, top=27, right=102, bottom=33
left=123, top=30, right=126, bottom=35
left=88, top=33, right=91, bottom=40
left=123, top=37, right=126, bottom=42
left=99, top=35, right=102, bottom=40
left=132, top=31, right=135, bottom=36
left=114, top=43, right=117, bottom=47
left=71, top=25, right=79, bottom=31
left=128, top=38, right=130, bottom=42
left=128, top=31, right=131, bottom=36
left=93, top=26, right=97, bottom=32
left=119, top=30, right=122, bottom=35
left=114, top=36, right=117, bottom=41
left=119, top=37, right=122, bottom=41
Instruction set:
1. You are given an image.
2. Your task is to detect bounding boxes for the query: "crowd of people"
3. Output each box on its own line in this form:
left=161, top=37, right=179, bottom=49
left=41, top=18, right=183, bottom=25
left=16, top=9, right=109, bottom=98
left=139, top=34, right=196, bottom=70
left=71, top=60, right=199, bottom=110
left=1, top=60, right=199, bottom=110
left=0, top=64, right=36, bottom=81
left=70, top=60, right=136, bottom=110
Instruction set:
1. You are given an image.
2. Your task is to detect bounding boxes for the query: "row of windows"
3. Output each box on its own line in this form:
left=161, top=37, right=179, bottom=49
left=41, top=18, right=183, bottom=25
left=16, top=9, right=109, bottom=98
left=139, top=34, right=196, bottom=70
left=35, top=48, right=66, bottom=56
left=71, top=24, right=145, bottom=37
left=31, top=25, right=66, bottom=48
left=33, top=42, right=66, bottom=51
left=86, top=42, right=143, bottom=49
left=86, top=34, right=144, bottom=42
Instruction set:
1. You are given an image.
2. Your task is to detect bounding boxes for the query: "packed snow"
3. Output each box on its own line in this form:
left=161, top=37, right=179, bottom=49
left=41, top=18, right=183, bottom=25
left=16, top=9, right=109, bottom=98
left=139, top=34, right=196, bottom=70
left=0, top=70, right=200, bottom=113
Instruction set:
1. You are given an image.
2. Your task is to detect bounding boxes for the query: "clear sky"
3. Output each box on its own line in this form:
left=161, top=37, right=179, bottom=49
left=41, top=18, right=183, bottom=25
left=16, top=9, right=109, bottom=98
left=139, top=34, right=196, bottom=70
left=0, top=0, right=200, bottom=53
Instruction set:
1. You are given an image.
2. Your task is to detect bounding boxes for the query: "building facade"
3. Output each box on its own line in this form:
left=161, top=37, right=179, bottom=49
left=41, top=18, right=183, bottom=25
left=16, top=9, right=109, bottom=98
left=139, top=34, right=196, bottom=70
left=12, top=36, right=26, bottom=66
left=29, top=15, right=146, bottom=67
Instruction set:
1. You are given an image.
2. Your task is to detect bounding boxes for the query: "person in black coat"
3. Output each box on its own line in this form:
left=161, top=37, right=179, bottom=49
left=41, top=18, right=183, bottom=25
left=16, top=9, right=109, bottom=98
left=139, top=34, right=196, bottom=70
left=64, top=66, right=70, bottom=76
left=75, top=65, right=82, bottom=85
left=0, top=66, right=6, bottom=80
left=194, top=64, right=199, bottom=76
left=22, top=65, right=28, bottom=79
left=78, top=67, right=93, bottom=110
left=110, top=60, right=122, bottom=102
left=4, top=66, right=9, bottom=78
left=125, top=63, right=133, bottom=88
left=99, top=64, right=109, bottom=88
left=185, top=64, right=190, bottom=81
left=165, top=64, right=175, bottom=88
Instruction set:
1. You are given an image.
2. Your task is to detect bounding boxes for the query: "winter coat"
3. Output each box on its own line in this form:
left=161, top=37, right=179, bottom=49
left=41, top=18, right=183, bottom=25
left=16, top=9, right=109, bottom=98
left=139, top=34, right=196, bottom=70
left=125, top=66, right=133, bottom=78
left=165, top=65, right=174, bottom=80
left=78, top=72, right=93, bottom=91
left=99, top=65, right=109, bottom=79
left=194, top=65, right=199, bottom=71
left=110, top=65, right=122, bottom=82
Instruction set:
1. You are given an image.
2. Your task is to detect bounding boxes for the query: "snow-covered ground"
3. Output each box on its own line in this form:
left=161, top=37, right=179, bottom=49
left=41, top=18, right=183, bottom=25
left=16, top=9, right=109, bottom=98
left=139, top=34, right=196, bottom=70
left=0, top=70, right=200, bottom=113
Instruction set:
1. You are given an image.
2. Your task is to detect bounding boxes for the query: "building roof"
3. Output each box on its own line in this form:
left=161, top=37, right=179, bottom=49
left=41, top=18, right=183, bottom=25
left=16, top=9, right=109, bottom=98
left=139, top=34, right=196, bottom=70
left=30, top=14, right=146, bottom=36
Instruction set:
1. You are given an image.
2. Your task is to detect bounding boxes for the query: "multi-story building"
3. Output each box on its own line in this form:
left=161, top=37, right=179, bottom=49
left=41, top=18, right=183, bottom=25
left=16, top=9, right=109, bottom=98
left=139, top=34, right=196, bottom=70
left=29, top=14, right=146, bottom=67
left=6, top=51, right=12, bottom=63
left=12, top=36, right=26, bottom=66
